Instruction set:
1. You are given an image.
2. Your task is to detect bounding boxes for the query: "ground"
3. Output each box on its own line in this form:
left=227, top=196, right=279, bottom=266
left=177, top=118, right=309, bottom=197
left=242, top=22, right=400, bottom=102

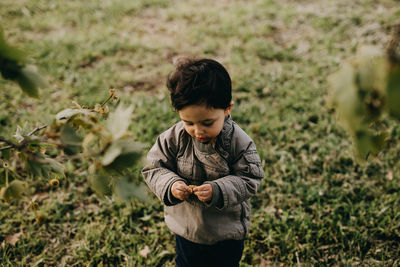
left=1, top=0, right=400, bottom=265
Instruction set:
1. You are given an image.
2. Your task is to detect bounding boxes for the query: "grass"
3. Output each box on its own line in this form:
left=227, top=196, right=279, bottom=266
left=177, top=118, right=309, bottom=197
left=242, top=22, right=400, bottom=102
left=1, top=0, right=400, bottom=265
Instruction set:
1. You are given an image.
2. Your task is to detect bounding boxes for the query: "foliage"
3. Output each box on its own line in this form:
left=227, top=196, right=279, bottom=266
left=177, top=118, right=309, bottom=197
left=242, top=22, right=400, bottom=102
left=328, top=25, right=400, bottom=161
left=0, top=89, right=147, bottom=206
left=0, top=28, right=46, bottom=98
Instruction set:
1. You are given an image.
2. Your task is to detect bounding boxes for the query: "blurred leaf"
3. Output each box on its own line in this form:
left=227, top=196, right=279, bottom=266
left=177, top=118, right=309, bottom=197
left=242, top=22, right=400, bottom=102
left=353, top=129, right=388, bottom=161
left=114, top=177, right=149, bottom=203
left=328, top=63, right=365, bottom=130
left=88, top=172, right=112, bottom=197
left=0, top=29, right=46, bottom=98
left=60, top=124, right=82, bottom=155
left=0, top=180, right=28, bottom=203
left=13, top=122, right=29, bottom=143
left=56, top=108, right=95, bottom=121
left=354, top=46, right=387, bottom=94
left=82, top=132, right=96, bottom=152
left=16, top=65, right=46, bottom=98
left=102, top=144, right=123, bottom=166
left=13, top=125, right=25, bottom=143
left=25, top=156, right=64, bottom=178
left=43, top=158, right=65, bottom=176
left=102, top=139, right=144, bottom=170
left=25, top=158, right=47, bottom=178
left=0, top=58, right=22, bottom=80
left=0, top=29, right=26, bottom=62
left=0, top=28, right=25, bottom=62
left=107, top=104, right=134, bottom=141
left=386, top=64, right=400, bottom=120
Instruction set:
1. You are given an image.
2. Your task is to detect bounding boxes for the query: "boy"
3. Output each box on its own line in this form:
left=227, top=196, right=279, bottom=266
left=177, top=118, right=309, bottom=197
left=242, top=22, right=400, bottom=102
left=142, top=58, right=264, bottom=267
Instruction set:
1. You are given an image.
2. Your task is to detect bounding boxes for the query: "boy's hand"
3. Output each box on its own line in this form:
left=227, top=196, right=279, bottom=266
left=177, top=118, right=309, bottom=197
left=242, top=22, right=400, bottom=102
left=193, top=184, right=213, bottom=202
left=171, top=181, right=192, bottom=201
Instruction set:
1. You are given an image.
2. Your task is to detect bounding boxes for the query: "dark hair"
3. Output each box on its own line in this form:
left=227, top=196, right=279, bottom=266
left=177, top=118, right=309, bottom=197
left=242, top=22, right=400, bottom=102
left=166, top=58, right=232, bottom=110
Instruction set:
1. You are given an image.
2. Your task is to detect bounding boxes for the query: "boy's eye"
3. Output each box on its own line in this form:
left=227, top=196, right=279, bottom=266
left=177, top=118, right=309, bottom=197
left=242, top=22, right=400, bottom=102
left=202, top=122, right=213, bottom=127
left=184, top=122, right=194, bottom=126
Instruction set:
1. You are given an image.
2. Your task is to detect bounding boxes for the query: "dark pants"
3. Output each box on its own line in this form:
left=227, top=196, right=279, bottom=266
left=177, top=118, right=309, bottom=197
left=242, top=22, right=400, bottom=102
left=175, top=235, right=244, bottom=267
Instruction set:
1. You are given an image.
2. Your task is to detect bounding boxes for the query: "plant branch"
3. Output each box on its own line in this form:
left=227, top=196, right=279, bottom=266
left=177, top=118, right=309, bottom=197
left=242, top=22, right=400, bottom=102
left=0, top=136, right=17, bottom=147
left=101, top=94, right=113, bottom=107
left=0, top=136, right=17, bottom=151
left=0, top=145, right=13, bottom=151
left=28, top=125, right=47, bottom=136
left=0, top=125, right=47, bottom=151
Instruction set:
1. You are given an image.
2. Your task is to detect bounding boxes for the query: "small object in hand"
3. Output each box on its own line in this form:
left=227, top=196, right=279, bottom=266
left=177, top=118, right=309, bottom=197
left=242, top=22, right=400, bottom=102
left=188, top=185, right=196, bottom=192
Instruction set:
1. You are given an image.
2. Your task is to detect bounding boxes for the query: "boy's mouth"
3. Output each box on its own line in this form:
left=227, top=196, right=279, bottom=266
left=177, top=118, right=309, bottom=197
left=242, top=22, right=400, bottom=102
left=196, top=137, right=209, bottom=143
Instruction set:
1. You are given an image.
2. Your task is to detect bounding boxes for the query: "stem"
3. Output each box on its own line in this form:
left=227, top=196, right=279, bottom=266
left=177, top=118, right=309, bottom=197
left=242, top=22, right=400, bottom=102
left=0, top=145, right=13, bottom=151
left=28, top=125, right=47, bottom=136
left=0, top=136, right=17, bottom=151
left=101, top=94, right=113, bottom=107
left=0, top=136, right=16, bottom=147
left=0, top=125, right=47, bottom=151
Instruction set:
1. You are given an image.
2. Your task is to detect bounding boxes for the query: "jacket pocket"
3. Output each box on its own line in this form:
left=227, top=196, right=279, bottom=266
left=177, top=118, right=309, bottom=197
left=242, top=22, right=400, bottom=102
left=177, top=158, right=193, bottom=179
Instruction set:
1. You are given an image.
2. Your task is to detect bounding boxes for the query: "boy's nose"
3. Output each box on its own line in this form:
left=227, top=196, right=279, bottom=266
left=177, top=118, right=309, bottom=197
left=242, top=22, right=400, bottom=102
left=194, top=125, right=205, bottom=135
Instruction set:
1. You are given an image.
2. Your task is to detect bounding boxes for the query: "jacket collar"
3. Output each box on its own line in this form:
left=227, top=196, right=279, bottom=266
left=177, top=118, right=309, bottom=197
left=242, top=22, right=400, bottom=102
left=216, top=116, right=233, bottom=156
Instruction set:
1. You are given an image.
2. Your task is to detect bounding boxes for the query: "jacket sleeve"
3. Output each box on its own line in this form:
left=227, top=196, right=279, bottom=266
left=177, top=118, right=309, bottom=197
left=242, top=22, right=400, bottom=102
left=209, top=129, right=264, bottom=210
left=141, top=125, right=187, bottom=206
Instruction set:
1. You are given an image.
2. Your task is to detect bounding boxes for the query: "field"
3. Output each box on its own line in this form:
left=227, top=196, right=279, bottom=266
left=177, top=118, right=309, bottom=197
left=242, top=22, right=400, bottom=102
left=1, top=0, right=400, bottom=266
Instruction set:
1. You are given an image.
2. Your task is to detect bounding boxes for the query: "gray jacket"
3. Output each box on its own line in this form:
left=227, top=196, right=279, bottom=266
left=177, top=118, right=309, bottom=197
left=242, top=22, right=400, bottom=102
left=142, top=116, right=264, bottom=244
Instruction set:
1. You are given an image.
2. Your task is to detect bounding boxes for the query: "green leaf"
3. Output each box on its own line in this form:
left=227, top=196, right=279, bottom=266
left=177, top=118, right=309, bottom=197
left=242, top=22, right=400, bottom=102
left=13, top=125, right=25, bottom=143
left=114, top=177, right=149, bottom=203
left=353, top=129, right=387, bottom=161
left=0, top=29, right=26, bottom=62
left=43, top=158, right=65, bottom=176
left=26, top=158, right=46, bottom=178
left=386, top=64, right=400, bottom=120
left=16, top=65, right=46, bottom=98
left=0, top=180, right=28, bottom=203
left=354, top=46, right=387, bottom=93
left=55, top=108, right=95, bottom=121
left=102, top=139, right=145, bottom=170
left=102, top=144, right=123, bottom=166
left=89, top=172, right=113, bottom=197
left=25, top=155, right=65, bottom=178
left=13, top=122, right=30, bottom=143
left=328, top=63, right=365, bottom=130
left=107, top=104, right=134, bottom=141
left=60, top=124, right=82, bottom=155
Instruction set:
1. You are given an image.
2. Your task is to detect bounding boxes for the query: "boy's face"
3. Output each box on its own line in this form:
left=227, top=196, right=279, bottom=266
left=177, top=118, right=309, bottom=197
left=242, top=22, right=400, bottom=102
left=178, top=102, right=233, bottom=143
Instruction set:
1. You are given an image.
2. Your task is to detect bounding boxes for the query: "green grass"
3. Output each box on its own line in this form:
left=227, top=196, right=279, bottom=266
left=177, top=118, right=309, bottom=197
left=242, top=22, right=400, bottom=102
left=1, top=0, right=400, bottom=265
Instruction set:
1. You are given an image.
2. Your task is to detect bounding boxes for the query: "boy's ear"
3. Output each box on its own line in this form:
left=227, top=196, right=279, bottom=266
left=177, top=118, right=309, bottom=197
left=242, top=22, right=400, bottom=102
left=225, top=101, right=234, bottom=116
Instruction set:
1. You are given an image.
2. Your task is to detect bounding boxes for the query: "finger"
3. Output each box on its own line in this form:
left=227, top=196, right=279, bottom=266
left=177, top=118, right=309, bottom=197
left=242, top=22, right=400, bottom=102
left=195, top=191, right=211, bottom=197
left=176, top=187, right=187, bottom=192
left=176, top=186, right=190, bottom=194
left=198, top=196, right=211, bottom=202
left=193, top=185, right=208, bottom=192
left=194, top=188, right=210, bottom=194
left=177, top=189, right=190, bottom=198
left=178, top=192, right=189, bottom=200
